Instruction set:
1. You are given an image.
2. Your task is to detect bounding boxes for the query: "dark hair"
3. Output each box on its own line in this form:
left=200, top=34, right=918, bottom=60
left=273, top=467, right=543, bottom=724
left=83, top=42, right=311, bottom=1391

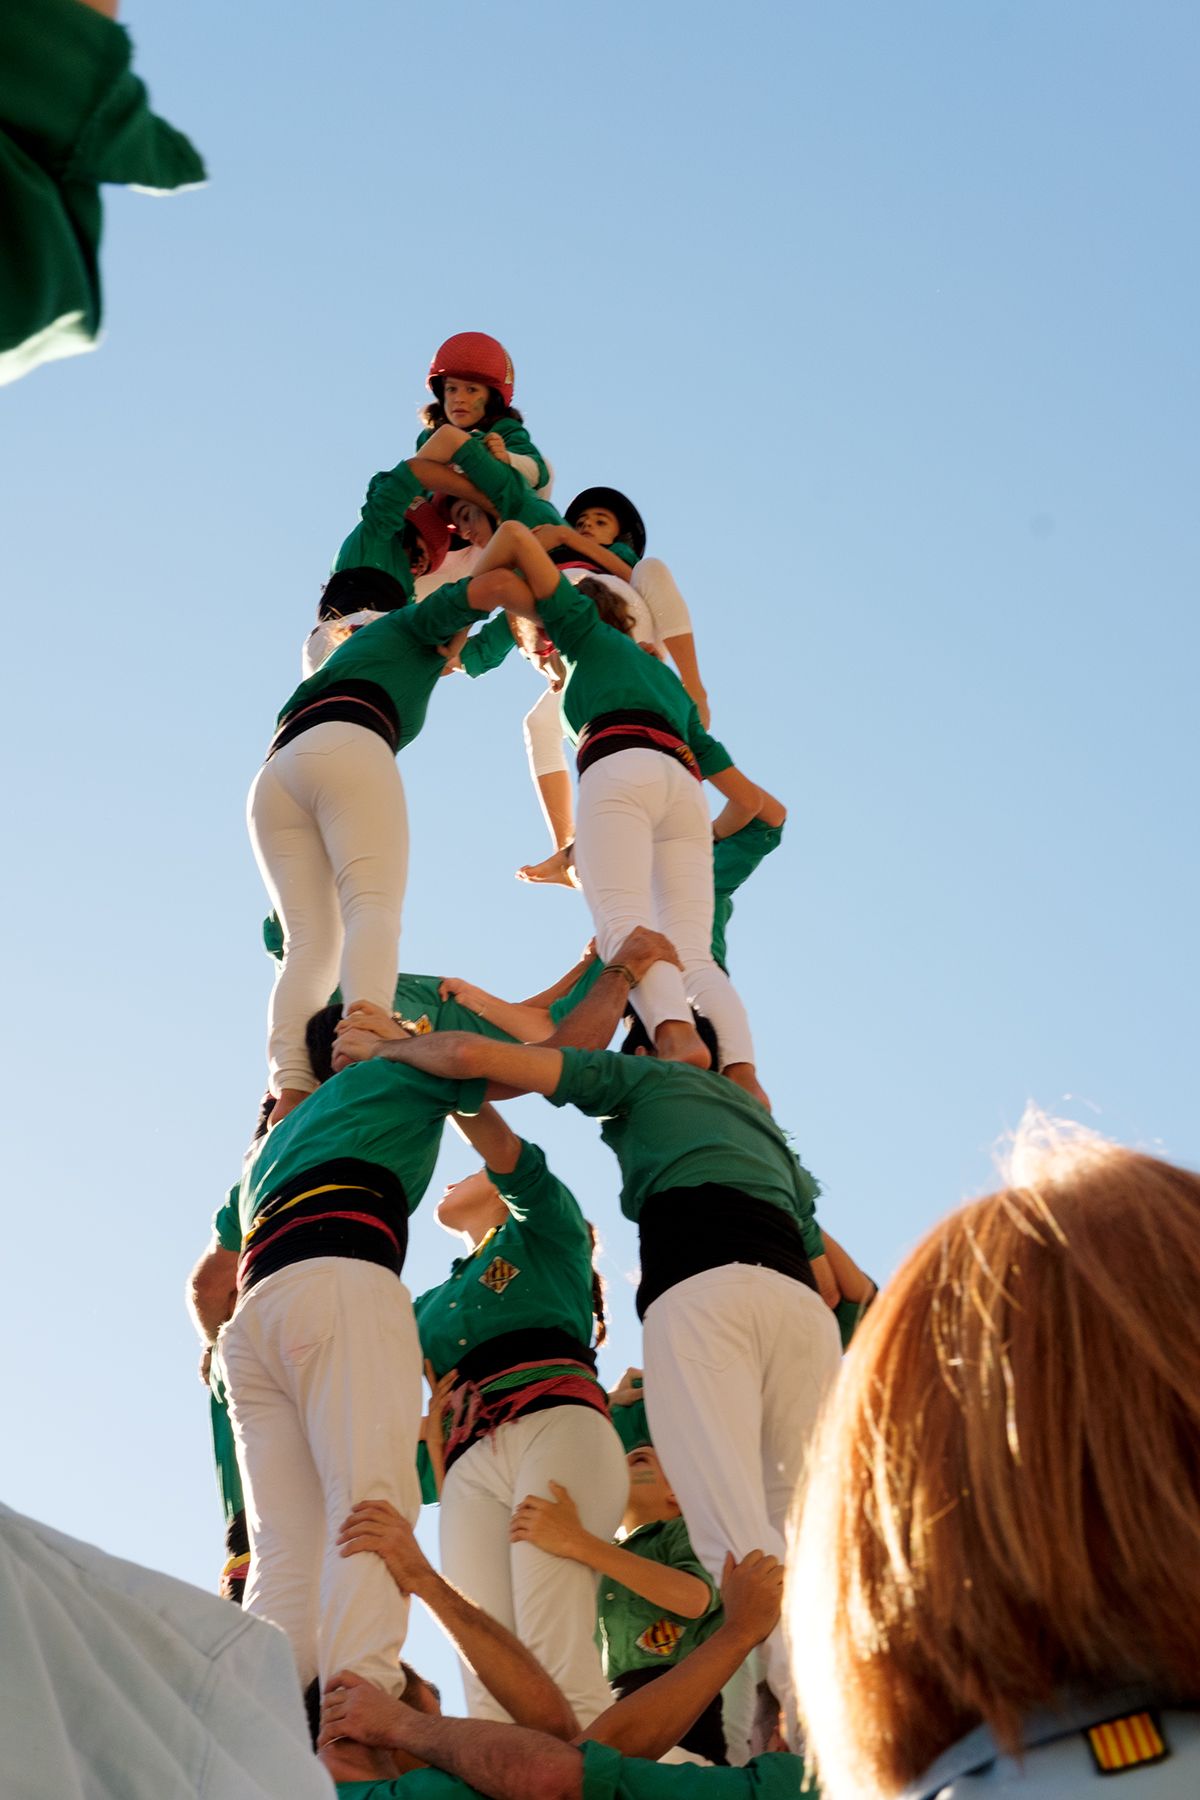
left=620, top=1008, right=720, bottom=1067
left=248, top=1089, right=274, bottom=1148
left=421, top=383, right=525, bottom=434
left=305, top=1003, right=343, bottom=1086
left=577, top=574, right=635, bottom=637
left=319, top=564, right=408, bottom=619
left=587, top=1222, right=608, bottom=1347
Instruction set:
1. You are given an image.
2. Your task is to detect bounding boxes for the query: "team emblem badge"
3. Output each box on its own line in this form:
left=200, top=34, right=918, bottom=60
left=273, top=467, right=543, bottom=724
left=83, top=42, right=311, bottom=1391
left=1085, top=1712, right=1169, bottom=1775
left=480, top=1256, right=520, bottom=1294
left=635, top=1618, right=684, bottom=1658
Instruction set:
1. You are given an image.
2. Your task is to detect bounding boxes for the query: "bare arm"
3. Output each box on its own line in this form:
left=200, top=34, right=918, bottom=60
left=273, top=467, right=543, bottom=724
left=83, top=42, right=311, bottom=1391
left=337, top=1505, right=577, bottom=1738
left=821, top=1228, right=875, bottom=1306
left=320, top=1686, right=581, bottom=1800
left=438, top=977, right=555, bottom=1044
left=472, top=519, right=563, bottom=601
left=407, top=455, right=498, bottom=513
left=706, top=763, right=765, bottom=833
left=510, top=1484, right=710, bottom=1618
left=712, top=781, right=787, bottom=840
left=521, top=944, right=599, bottom=1010
left=448, top=1103, right=524, bottom=1174
left=186, top=1242, right=238, bottom=1346
left=535, top=524, right=634, bottom=584
left=662, top=631, right=710, bottom=728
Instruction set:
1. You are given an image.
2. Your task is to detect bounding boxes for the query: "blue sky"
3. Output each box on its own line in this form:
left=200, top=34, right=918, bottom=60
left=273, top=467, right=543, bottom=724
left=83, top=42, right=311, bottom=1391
left=3, top=0, right=1196, bottom=1714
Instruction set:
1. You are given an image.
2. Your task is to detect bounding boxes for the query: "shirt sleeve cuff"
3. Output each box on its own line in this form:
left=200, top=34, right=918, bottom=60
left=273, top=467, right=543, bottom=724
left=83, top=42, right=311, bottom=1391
left=580, top=1740, right=625, bottom=1800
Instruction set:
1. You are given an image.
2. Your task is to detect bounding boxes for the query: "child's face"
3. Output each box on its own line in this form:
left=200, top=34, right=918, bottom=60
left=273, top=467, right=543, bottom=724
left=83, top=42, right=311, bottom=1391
left=451, top=499, right=495, bottom=549
left=442, top=377, right=490, bottom=429
left=574, top=507, right=621, bottom=547
left=625, top=1445, right=678, bottom=1519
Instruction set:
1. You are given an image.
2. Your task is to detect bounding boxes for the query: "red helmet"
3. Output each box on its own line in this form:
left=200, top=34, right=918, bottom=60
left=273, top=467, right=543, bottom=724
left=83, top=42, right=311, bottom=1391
left=428, top=332, right=514, bottom=407
left=406, top=498, right=451, bottom=574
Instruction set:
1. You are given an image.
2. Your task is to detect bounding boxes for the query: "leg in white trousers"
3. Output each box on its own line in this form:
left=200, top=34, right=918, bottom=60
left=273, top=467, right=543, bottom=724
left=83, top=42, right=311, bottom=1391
left=642, top=1265, right=841, bottom=1744
left=221, top=1258, right=423, bottom=1698
left=573, top=749, right=755, bottom=1068
left=246, top=721, right=409, bottom=1093
left=439, top=1407, right=630, bottom=1727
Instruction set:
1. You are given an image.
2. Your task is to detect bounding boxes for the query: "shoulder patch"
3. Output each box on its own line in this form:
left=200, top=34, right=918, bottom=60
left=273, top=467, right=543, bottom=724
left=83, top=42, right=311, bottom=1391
left=635, top=1618, right=684, bottom=1658
left=479, top=1255, right=520, bottom=1294
left=1085, top=1712, right=1168, bottom=1775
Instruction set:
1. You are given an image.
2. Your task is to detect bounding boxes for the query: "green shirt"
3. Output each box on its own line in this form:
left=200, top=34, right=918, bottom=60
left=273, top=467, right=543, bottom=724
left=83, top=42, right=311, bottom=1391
left=598, top=1516, right=721, bottom=1680
left=333, top=460, right=424, bottom=595
left=416, top=417, right=550, bottom=493
left=334, top=1750, right=808, bottom=1799
left=609, top=541, right=639, bottom=568
left=537, top=578, right=731, bottom=774
left=459, top=612, right=519, bottom=679
left=453, top=435, right=561, bottom=530
left=712, top=819, right=784, bottom=972
left=610, top=1394, right=651, bottom=1454
left=549, top=1051, right=824, bottom=1259
left=0, top=0, right=205, bottom=385
left=239, top=1060, right=486, bottom=1237
left=275, top=580, right=479, bottom=751
left=414, top=1141, right=595, bottom=1379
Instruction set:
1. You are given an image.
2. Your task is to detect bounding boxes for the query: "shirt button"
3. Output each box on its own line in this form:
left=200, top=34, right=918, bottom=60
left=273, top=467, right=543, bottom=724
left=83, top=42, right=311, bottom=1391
left=606, top=1593, right=615, bottom=1601
left=449, top=1301, right=457, bottom=1309
left=458, top=1338, right=467, bottom=1346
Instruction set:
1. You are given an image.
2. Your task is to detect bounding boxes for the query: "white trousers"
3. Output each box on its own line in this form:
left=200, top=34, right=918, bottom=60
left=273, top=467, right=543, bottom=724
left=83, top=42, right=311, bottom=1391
left=221, top=1258, right=423, bottom=1698
left=573, top=749, right=755, bottom=1068
left=247, top=721, right=409, bottom=1093
left=439, top=1406, right=629, bottom=1727
left=643, top=1265, right=841, bottom=1739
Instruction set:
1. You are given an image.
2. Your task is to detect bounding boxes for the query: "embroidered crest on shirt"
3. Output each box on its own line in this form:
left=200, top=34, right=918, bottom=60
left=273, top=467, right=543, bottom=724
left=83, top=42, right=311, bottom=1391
left=479, top=1255, right=520, bottom=1294
left=635, top=1619, right=684, bottom=1658
left=1085, top=1712, right=1169, bottom=1775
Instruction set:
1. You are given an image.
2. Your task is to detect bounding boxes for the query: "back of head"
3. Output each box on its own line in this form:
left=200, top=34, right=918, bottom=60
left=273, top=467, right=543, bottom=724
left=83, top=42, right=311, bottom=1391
left=790, top=1112, right=1200, bottom=1798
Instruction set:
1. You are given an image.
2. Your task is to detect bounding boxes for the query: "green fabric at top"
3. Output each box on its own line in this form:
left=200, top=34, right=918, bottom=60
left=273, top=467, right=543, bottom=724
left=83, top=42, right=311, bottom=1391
left=212, top=1184, right=242, bottom=1253
left=712, top=819, right=784, bottom=972
left=239, top=1059, right=486, bottom=1236
left=416, top=417, right=550, bottom=493
left=610, top=1395, right=652, bottom=1454
left=459, top=611, right=518, bottom=679
left=333, top=460, right=424, bottom=595
left=537, top=578, right=731, bottom=775
left=453, top=434, right=561, bottom=531
left=334, top=1749, right=809, bottom=1799
left=414, top=1141, right=595, bottom=1380
left=581, top=1744, right=811, bottom=1798
left=609, top=541, right=638, bottom=568
left=274, top=580, right=479, bottom=751
left=550, top=1051, right=824, bottom=1258
left=597, top=1515, right=721, bottom=1681
left=208, top=1372, right=243, bottom=1525
left=0, top=0, right=205, bottom=383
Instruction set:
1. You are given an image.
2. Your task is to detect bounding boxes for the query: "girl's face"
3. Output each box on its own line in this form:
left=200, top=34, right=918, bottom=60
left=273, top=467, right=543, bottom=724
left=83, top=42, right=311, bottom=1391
left=442, top=377, right=490, bottom=430
left=574, top=507, right=621, bottom=547
left=435, top=1169, right=507, bottom=1242
left=450, top=499, right=495, bottom=549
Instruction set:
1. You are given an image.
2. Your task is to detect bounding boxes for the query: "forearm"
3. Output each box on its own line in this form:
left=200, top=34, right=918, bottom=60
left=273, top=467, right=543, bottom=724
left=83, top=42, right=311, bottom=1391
left=567, top=1536, right=709, bottom=1618
left=543, top=967, right=634, bottom=1051
left=582, top=1622, right=759, bottom=1760
left=522, top=950, right=598, bottom=1011
left=564, top=529, right=631, bottom=581
left=416, top=1573, right=577, bottom=1738
left=407, top=456, right=497, bottom=511
left=707, top=764, right=763, bottom=824
left=449, top=1103, right=523, bottom=1172
left=451, top=987, right=554, bottom=1044
left=662, top=632, right=707, bottom=713
left=386, top=1711, right=581, bottom=1800
left=474, top=521, right=562, bottom=600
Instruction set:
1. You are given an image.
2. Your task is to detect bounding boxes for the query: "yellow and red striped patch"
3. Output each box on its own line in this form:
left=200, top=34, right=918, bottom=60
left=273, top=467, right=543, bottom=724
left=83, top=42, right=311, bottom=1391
left=1085, top=1712, right=1168, bottom=1775
left=479, top=1255, right=520, bottom=1294
left=635, top=1618, right=684, bottom=1658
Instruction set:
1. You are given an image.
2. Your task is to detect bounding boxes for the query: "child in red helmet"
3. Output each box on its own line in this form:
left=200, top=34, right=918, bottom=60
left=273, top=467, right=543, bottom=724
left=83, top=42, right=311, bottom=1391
left=417, top=332, right=553, bottom=499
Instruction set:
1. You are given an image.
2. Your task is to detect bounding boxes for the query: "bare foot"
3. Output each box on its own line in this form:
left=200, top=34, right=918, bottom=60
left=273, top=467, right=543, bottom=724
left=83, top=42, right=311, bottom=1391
left=655, top=1018, right=712, bottom=1068
left=723, top=1063, right=771, bottom=1110
left=516, top=845, right=580, bottom=888
left=268, top=1087, right=309, bottom=1127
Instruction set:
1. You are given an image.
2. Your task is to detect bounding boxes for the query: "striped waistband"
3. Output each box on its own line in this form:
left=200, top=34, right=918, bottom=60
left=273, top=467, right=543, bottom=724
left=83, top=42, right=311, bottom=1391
left=269, top=679, right=400, bottom=758
left=238, top=1158, right=409, bottom=1293
left=576, top=710, right=700, bottom=782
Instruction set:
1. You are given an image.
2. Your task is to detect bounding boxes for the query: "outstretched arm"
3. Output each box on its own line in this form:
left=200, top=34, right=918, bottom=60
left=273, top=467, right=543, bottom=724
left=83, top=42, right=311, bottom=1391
left=707, top=763, right=765, bottom=834
left=449, top=1103, right=524, bottom=1173
left=522, top=943, right=599, bottom=1010
left=511, top=1483, right=710, bottom=1618
left=438, top=976, right=556, bottom=1044
left=335, top=1506, right=577, bottom=1739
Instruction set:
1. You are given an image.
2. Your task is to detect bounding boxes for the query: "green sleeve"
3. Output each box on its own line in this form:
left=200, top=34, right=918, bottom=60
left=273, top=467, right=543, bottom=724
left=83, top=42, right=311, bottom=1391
left=414, top=425, right=432, bottom=452
left=548, top=957, right=607, bottom=1025
left=610, top=1396, right=652, bottom=1454
left=580, top=1741, right=806, bottom=1797
left=417, top=1439, right=439, bottom=1506
left=0, top=0, right=205, bottom=188
left=454, top=435, right=560, bottom=529
left=460, top=612, right=517, bottom=678
left=610, top=541, right=639, bottom=569
left=537, top=576, right=602, bottom=654
left=790, top=1154, right=825, bottom=1263
left=394, top=577, right=480, bottom=647
left=488, top=1140, right=584, bottom=1233
left=549, top=1048, right=644, bottom=1118
left=262, top=912, right=284, bottom=962
left=835, top=1284, right=876, bottom=1349
left=351, top=461, right=423, bottom=548
left=681, top=697, right=732, bottom=778
left=212, top=1185, right=242, bottom=1254
left=495, top=419, right=550, bottom=490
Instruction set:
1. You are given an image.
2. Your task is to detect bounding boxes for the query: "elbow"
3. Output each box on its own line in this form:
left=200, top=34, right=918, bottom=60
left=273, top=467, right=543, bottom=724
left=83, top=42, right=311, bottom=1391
left=529, top=1695, right=580, bottom=1743
left=469, top=569, right=521, bottom=615
left=441, top=1032, right=491, bottom=1081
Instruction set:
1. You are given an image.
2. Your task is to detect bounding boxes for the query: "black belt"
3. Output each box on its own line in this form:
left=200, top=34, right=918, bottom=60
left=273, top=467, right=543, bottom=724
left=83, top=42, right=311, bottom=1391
left=269, top=679, right=400, bottom=757
left=451, top=1326, right=598, bottom=1387
left=635, top=1184, right=815, bottom=1319
left=576, top=710, right=700, bottom=781
left=239, top=1157, right=409, bottom=1293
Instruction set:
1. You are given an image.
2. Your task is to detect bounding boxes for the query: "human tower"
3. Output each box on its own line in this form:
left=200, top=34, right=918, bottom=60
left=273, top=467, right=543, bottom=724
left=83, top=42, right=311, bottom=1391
left=191, top=331, right=875, bottom=1772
